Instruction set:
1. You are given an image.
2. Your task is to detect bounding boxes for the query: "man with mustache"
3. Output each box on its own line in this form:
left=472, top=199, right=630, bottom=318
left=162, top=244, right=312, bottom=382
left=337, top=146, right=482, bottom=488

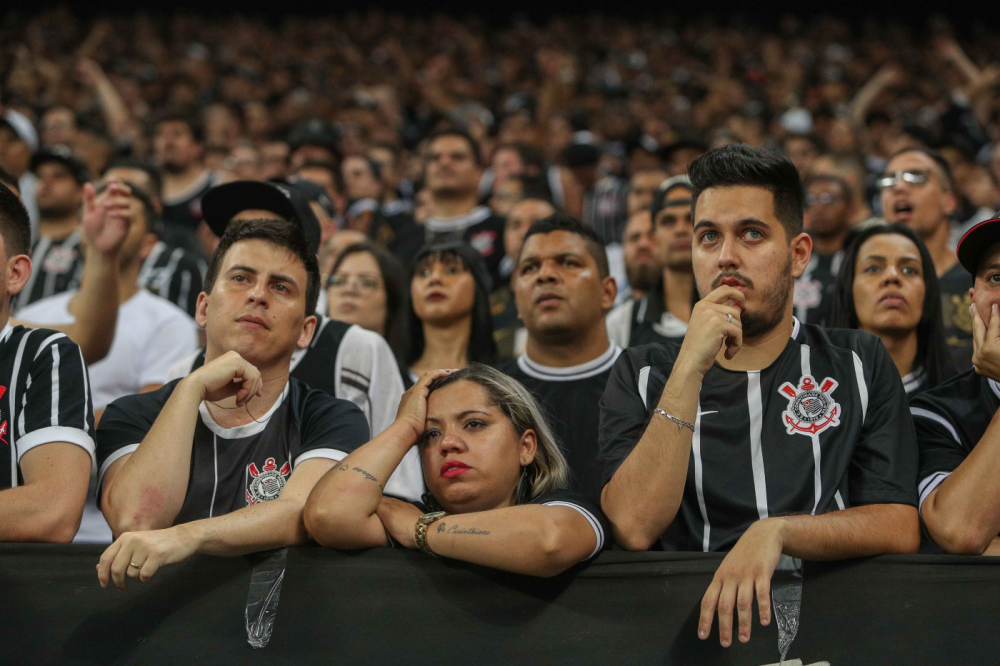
left=607, top=176, right=693, bottom=348
left=94, top=216, right=370, bottom=590
left=499, top=213, right=619, bottom=502
left=599, top=144, right=919, bottom=649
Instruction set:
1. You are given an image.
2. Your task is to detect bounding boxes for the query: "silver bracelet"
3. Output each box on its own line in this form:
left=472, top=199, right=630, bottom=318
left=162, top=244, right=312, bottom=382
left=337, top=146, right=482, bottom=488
left=653, top=408, right=695, bottom=432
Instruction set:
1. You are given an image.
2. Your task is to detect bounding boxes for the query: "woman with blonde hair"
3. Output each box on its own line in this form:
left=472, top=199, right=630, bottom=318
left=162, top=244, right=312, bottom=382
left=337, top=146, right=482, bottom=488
left=304, top=364, right=607, bottom=576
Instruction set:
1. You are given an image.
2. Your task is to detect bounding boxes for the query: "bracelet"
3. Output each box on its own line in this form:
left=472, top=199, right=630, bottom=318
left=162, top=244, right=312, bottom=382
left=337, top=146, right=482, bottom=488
left=654, top=408, right=695, bottom=432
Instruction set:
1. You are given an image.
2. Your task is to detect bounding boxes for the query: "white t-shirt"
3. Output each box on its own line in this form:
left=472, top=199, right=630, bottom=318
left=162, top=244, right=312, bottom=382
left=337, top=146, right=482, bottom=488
left=18, top=289, right=199, bottom=412
left=18, top=288, right=199, bottom=544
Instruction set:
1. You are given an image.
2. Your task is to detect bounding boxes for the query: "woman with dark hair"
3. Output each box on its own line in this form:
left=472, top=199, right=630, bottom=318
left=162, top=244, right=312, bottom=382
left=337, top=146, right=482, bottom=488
left=326, top=241, right=409, bottom=370
left=829, top=223, right=955, bottom=394
left=404, top=241, right=497, bottom=386
left=304, top=365, right=608, bottom=576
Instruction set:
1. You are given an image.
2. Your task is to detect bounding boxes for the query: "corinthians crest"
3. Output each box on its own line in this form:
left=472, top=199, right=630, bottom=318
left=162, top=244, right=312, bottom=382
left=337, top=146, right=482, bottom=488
left=778, top=375, right=841, bottom=436
left=246, top=457, right=291, bottom=505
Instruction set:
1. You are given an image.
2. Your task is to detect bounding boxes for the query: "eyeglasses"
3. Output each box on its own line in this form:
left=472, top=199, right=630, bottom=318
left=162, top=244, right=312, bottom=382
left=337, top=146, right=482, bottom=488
left=876, top=170, right=930, bottom=189
left=327, top=274, right=383, bottom=292
left=804, top=192, right=843, bottom=207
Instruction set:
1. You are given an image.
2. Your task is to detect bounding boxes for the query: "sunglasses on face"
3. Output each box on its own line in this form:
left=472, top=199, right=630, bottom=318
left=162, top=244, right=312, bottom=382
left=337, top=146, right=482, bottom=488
left=876, top=170, right=930, bottom=190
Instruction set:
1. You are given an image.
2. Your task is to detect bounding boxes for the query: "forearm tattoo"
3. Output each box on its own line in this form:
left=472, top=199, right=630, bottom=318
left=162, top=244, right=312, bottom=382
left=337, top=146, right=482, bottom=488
left=436, top=521, right=490, bottom=536
left=339, top=463, right=384, bottom=490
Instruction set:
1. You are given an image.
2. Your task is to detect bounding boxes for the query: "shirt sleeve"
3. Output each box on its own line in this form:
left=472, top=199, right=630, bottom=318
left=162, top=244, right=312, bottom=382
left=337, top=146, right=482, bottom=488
left=531, top=489, right=610, bottom=559
left=95, top=388, right=165, bottom=493
left=910, top=396, right=969, bottom=511
left=15, top=333, right=95, bottom=468
left=168, top=254, right=206, bottom=317
left=847, top=341, right=919, bottom=507
left=338, top=325, right=405, bottom=437
left=139, top=313, right=199, bottom=388
left=597, top=348, right=666, bottom=490
left=293, top=389, right=371, bottom=467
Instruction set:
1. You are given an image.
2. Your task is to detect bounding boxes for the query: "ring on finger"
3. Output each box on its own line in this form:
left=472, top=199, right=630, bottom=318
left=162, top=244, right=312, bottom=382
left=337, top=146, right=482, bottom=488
left=727, top=313, right=732, bottom=324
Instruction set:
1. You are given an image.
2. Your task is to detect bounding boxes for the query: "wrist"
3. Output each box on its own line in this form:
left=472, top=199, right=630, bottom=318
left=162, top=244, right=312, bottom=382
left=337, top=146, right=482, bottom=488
left=178, top=374, right=208, bottom=402
left=759, top=516, right=789, bottom=550
left=174, top=522, right=205, bottom=552
left=387, top=420, right=421, bottom=448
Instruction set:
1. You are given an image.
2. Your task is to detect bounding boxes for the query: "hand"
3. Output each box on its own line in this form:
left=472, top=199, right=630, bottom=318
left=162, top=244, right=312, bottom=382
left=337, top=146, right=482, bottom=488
left=376, top=496, right=424, bottom=549
left=394, top=369, right=454, bottom=441
left=699, top=519, right=783, bottom=647
left=674, top=286, right=745, bottom=377
left=81, top=181, right=130, bottom=258
left=97, top=524, right=200, bottom=590
left=972, top=303, right=1000, bottom=381
left=187, top=350, right=263, bottom=406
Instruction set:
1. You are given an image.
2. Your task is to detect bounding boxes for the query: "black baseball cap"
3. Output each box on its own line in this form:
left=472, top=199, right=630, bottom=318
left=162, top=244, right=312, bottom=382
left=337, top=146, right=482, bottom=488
left=288, top=118, right=341, bottom=153
left=30, top=145, right=90, bottom=184
left=201, top=180, right=321, bottom=253
left=957, top=214, right=1000, bottom=276
left=651, top=175, right=693, bottom=219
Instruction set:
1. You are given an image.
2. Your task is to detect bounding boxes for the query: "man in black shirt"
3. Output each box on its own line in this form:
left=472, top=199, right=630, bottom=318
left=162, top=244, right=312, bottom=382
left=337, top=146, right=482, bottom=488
left=424, top=130, right=506, bottom=287
left=499, top=214, right=619, bottom=502
left=96, top=217, right=370, bottom=590
left=0, top=184, right=95, bottom=542
left=880, top=147, right=972, bottom=368
left=912, top=214, right=1000, bottom=555
left=600, top=144, right=919, bottom=648
left=792, top=174, right=851, bottom=325
left=154, top=112, right=217, bottom=257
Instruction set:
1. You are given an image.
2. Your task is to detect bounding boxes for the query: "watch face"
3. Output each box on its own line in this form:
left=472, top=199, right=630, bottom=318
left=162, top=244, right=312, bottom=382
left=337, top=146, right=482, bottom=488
left=420, top=511, right=447, bottom=523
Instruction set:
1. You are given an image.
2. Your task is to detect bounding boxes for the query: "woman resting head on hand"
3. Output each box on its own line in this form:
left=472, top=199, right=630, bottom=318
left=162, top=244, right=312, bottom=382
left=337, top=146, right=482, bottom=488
left=304, top=364, right=608, bottom=577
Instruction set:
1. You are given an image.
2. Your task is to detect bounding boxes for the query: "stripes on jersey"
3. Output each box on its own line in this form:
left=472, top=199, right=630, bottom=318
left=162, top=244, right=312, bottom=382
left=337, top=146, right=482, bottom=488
left=138, top=241, right=206, bottom=316
left=18, top=231, right=84, bottom=311
left=516, top=343, right=622, bottom=381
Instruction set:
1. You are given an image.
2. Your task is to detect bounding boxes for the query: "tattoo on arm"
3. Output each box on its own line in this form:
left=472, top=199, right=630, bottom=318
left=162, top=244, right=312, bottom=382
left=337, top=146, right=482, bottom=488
left=347, top=465, right=384, bottom=490
left=437, top=521, right=490, bottom=536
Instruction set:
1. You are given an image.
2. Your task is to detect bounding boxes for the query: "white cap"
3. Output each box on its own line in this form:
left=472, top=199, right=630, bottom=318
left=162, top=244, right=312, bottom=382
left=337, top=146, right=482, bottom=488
left=2, top=110, right=39, bottom=152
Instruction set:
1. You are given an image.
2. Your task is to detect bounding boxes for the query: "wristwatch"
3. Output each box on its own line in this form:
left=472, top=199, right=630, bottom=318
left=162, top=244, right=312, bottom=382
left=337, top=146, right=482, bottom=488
left=414, top=511, right=447, bottom=557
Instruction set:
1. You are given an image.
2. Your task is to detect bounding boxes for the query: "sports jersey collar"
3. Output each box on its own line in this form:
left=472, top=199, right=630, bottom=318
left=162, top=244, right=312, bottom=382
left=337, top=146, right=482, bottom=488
left=198, top=381, right=290, bottom=439
left=0, top=323, right=12, bottom=346
left=990, top=379, right=1000, bottom=401
left=518, top=343, right=622, bottom=381
left=790, top=317, right=802, bottom=340
left=425, top=206, right=492, bottom=233
left=902, top=366, right=927, bottom=394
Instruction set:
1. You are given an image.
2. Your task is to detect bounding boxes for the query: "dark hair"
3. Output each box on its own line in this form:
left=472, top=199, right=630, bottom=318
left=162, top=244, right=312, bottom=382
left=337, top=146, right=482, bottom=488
left=153, top=110, right=204, bottom=144
left=204, top=218, right=321, bottom=316
left=803, top=174, right=853, bottom=203
left=689, top=143, right=804, bottom=240
left=0, top=166, right=19, bottom=194
left=0, top=184, right=31, bottom=259
left=104, top=159, right=164, bottom=198
left=783, top=133, right=824, bottom=153
left=330, top=241, right=409, bottom=371
left=515, top=174, right=554, bottom=203
left=888, top=147, right=954, bottom=191
left=426, top=128, right=482, bottom=166
left=521, top=212, right=610, bottom=279
left=829, top=223, right=955, bottom=390
left=405, top=242, right=496, bottom=367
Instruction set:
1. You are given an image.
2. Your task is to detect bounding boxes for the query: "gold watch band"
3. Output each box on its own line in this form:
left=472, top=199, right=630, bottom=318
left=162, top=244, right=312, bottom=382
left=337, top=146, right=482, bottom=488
left=414, top=511, right=447, bottom=557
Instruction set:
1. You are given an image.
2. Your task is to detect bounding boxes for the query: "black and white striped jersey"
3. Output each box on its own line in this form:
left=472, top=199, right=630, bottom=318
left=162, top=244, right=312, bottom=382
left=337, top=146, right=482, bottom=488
left=16, top=231, right=84, bottom=311
left=0, top=323, right=95, bottom=490
left=792, top=251, right=842, bottom=326
left=96, top=377, right=369, bottom=523
left=499, top=344, right=622, bottom=503
left=425, top=206, right=507, bottom=288
left=138, top=241, right=206, bottom=317
left=599, top=319, right=918, bottom=552
left=170, top=316, right=422, bottom=501
left=910, top=369, right=998, bottom=512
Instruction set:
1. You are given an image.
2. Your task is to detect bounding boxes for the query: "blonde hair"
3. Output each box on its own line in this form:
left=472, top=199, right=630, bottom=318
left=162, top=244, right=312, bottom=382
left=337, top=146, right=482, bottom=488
left=427, top=364, right=569, bottom=500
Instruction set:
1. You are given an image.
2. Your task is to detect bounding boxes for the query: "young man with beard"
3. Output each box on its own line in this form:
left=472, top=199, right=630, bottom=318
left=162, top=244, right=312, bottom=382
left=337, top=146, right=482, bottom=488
left=599, top=144, right=919, bottom=649
left=607, top=176, right=693, bottom=348
left=154, top=112, right=218, bottom=257
left=792, top=174, right=853, bottom=325
left=95, top=218, right=370, bottom=589
left=880, top=148, right=973, bottom=368
left=911, top=215, right=1000, bottom=555
left=499, top=213, right=619, bottom=502
left=424, top=130, right=506, bottom=288
left=16, top=147, right=90, bottom=310
left=0, top=185, right=96, bottom=542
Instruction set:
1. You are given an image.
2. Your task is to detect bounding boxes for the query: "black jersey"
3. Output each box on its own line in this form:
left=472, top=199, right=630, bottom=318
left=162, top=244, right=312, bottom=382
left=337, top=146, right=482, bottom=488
left=910, top=368, right=999, bottom=511
left=425, top=206, right=506, bottom=288
left=583, top=176, right=629, bottom=247
left=96, top=377, right=369, bottom=523
left=937, top=262, right=974, bottom=370
left=138, top=241, right=206, bottom=317
left=499, top=345, right=622, bottom=503
left=599, top=319, right=918, bottom=552
left=162, top=171, right=217, bottom=257
left=370, top=211, right=424, bottom=265
left=0, top=324, right=95, bottom=490
left=412, top=488, right=609, bottom=559
left=17, top=231, right=84, bottom=311
left=792, top=251, right=842, bottom=326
